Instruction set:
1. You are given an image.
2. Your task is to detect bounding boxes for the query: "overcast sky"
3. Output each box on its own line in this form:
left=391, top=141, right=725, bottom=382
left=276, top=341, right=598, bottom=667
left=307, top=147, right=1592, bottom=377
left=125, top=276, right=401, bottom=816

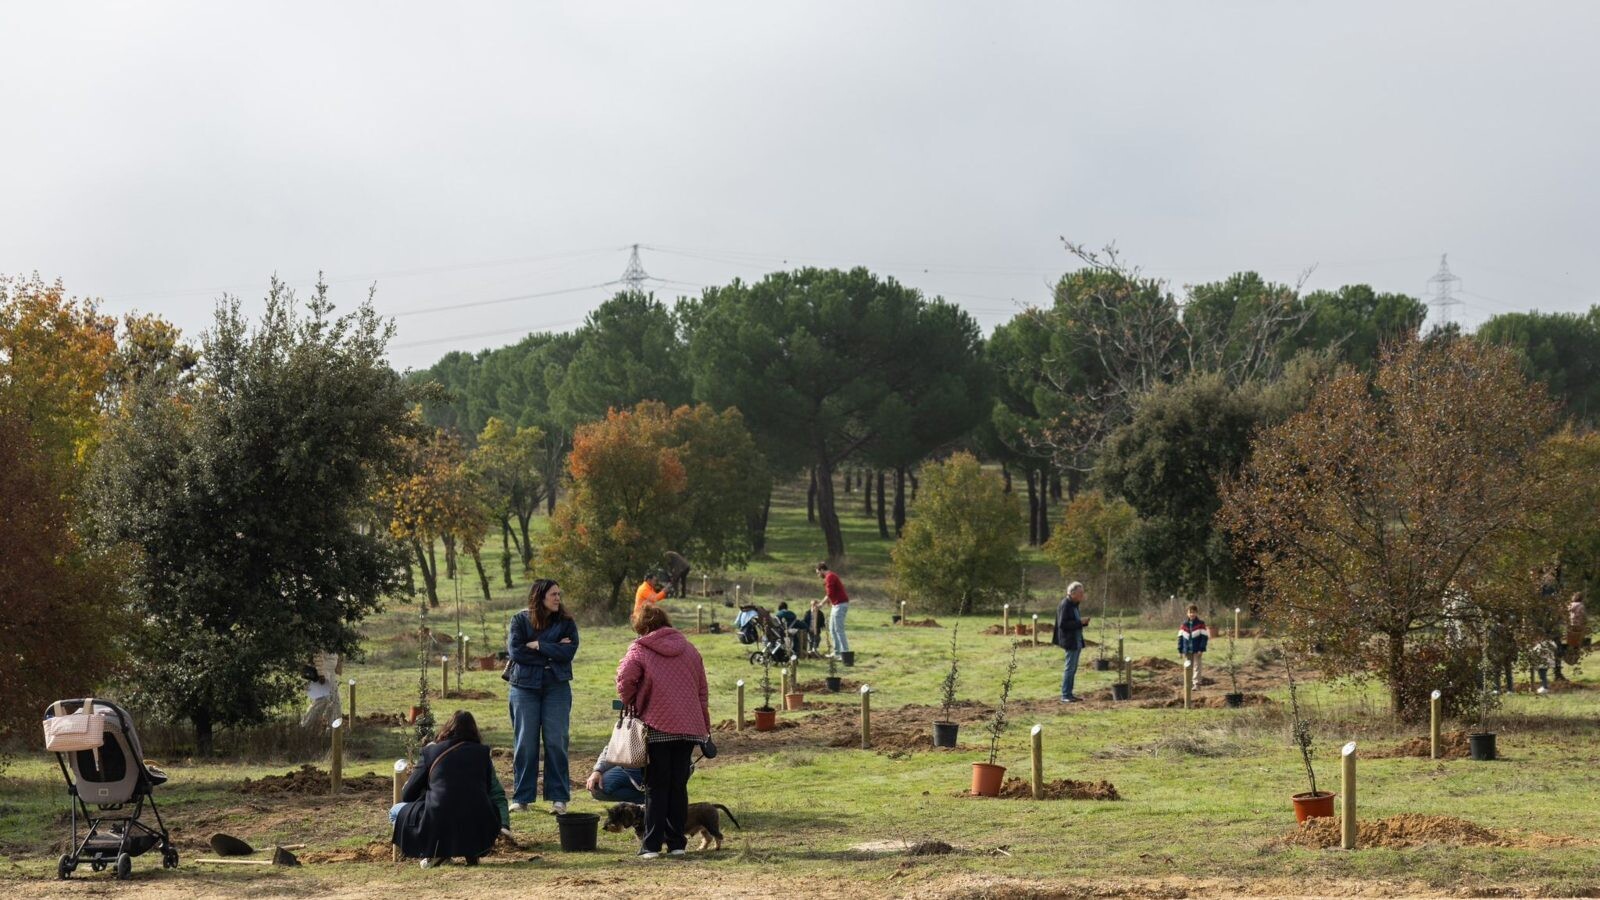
left=4, top=2, right=1597, bottom=371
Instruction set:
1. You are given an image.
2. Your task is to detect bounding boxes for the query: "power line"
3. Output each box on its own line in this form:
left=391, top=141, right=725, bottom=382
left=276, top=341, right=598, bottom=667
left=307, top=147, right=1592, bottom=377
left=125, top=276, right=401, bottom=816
left=390, top=281, right=620, bottom=318
left=1425, top=254, right=1463, bottom=328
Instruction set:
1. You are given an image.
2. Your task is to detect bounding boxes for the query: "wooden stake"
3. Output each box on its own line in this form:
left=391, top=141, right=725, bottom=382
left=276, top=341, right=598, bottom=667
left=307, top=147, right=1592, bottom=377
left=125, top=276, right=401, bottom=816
left=702, top=573, right=708, bottom=597
left=900, top=601, right=907, bottom=626
left=1030, top=724, right=1044, bottom=801
left=860, top=685, right=872, bottom=750
left=1123, top=656, right=1132, bottom=689
left=1002, top=603, right=1010, bottom=634
left=1429, top=690, right=1442, bottom=760
left=1182, top=659, right=1192, bottom=709
left=440, top=655, right=450, bottom=697
left=329, top=718, right=344, bottom=795
left=392, top=759, right=407, bottom=863
left=1031, top=614, right=1039, bottom=646
left=697, top=604, right=704, bottom=635
left=1116, top=637, right=1124, bottom=666
left=1233, top=607, right=1241, bottom=643
left=347, top=679, right=357, bottom=723
left=1341, top=741, right=1357, bottom=850
left=735, top=679, right=745, bottom=733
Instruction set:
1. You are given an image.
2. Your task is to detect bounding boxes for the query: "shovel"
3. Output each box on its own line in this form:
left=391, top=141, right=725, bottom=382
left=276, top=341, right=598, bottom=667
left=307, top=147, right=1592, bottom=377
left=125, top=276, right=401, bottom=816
left=195, top=845, right=302, bottom=867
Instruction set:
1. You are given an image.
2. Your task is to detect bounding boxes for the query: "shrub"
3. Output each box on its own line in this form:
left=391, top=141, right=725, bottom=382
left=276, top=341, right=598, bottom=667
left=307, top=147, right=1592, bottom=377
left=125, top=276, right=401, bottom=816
left=892, top=453, right=1023, bottom=614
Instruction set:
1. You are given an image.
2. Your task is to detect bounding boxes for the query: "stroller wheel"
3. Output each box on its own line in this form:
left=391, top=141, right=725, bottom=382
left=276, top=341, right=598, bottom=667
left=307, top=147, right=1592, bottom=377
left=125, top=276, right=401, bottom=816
left=56, top=855, right=72, bottom=880
left=115, top=853, right=132, bottom=880
left=163, top=847, right=179, bottom=869
left=748, top=652, right=763, bottom=665
left=91, top=859, right=105, bottom=872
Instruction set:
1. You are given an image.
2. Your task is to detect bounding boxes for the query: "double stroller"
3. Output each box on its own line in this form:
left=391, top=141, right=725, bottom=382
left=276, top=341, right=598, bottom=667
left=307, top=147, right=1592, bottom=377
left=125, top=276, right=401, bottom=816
left=43, top=698, right=176, bottom=880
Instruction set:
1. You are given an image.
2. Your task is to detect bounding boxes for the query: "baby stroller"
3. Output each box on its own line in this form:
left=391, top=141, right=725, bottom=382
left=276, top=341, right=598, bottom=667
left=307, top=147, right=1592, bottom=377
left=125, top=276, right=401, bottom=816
left=735, top=605, right=793, bottom=666
left=44, top=698, right=176, bottom=880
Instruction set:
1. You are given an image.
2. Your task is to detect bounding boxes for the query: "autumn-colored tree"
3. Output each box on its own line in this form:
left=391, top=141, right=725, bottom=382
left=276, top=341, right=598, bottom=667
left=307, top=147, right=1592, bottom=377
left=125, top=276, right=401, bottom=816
left=541, top=405, right=687, bottom=619
left=1219, top=337, right=1563, bottom=720
left=0, top=275, right=118, bottom=481
left=1043, top=491, right=1135, bottom=585
left=468, top=417, right=546, bottom=587
left=0, top=411, right=123, bottom=747
left=891, top=453, right=1023, bottom=614
left=380, top=424, right=486, bottom=606
left=659, top=402, right=769, bottom=572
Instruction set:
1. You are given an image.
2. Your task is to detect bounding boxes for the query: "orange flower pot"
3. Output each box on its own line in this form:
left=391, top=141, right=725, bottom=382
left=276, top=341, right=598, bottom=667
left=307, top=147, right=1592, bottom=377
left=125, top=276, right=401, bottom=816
left=784, top=692, right=805, bottom=711
left=1292, top=791, right=1335, bottom=823
left=753, top=709, right=777, bottom=732
left=971, top=762, right=1007, bottom=797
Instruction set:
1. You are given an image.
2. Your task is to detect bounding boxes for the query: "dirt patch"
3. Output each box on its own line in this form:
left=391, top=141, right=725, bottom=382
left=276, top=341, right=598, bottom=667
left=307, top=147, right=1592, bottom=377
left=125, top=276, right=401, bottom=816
left=437, top=688, right=496, bottom=700
left=1367, top=730, right=1472, bottom=760
left=907, top=839, right=955, bottom=855
left=1131, top=656, right=1182, bottom=671
left=298, top=840, right=397, bottom=864
left=713, top=717, right=798, bottom=732
left=234, top=765, right=390, bottom=797
left=1142, top=692, right=1275, bottom=709
left=1083, top=682, right=1175, bottom=703
left=979, top=778, right=1122, bottom=801
left=1280, top=814, right=1506, bottom=849
left=885, top=618, right=942, bottom=628
left=361, top=712, right=407, bottom=727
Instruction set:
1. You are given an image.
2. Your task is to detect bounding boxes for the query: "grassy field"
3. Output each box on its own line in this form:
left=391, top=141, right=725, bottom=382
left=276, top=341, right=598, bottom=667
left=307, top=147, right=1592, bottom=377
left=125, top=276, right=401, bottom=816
left=3, top=482, right=1598, bottom=898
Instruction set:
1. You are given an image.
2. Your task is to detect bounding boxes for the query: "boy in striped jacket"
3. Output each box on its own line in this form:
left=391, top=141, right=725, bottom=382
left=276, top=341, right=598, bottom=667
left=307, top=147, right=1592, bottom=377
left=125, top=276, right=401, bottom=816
left=1177, top=605, right=1210, bottom=687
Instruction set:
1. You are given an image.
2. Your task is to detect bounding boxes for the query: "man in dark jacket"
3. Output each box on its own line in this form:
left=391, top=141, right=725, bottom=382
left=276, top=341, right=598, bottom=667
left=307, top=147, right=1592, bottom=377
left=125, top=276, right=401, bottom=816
left=1053, top=582, right=1090, bottom=702
left=392, top=711, right=501, bottom=867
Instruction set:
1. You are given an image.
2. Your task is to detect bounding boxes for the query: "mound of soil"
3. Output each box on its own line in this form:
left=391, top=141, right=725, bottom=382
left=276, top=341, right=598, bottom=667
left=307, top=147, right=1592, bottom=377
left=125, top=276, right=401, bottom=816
left=437, top=688, right=496, bottom=700
left=1367, top=730, right=1473, bottom=760
left=991, top=778, right=1121, bottom=801
left=830, top=729, right=962, bottom=754
left=886, top=618, right=942, bottom=628
left=908, top=840, right=955, bottom=856
left=1087, top=682, right=1174, bottom=702
left=1131, top=656, right=1181, bottom=671
left=1543, top=678, right=1595, bottom=693
left=299, top=840, right=396, bottom=864
left=713, top=717, right=798, bottom=732
left=235, top=765, right=389, bottom=797
left=1281, top=814, right=1504, bottom=849
left=1142, top=693, right=1274, bottom=709
left=361, top=712, right=407, bottom=727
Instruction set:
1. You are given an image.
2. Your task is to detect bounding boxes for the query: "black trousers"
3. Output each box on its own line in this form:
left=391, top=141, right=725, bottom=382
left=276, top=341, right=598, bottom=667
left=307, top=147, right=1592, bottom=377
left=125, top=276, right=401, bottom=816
left=642, top=740, right=695, bottom=852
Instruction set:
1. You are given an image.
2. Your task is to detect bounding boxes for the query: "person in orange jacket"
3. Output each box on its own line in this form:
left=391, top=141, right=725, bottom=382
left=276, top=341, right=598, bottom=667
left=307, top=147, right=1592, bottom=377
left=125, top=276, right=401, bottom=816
left=634, top=572, right=668, bottom=619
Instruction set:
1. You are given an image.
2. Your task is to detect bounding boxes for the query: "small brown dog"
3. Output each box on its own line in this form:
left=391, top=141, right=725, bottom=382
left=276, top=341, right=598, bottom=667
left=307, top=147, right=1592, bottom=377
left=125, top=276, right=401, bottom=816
left=603, top=802, right=740, bottom=850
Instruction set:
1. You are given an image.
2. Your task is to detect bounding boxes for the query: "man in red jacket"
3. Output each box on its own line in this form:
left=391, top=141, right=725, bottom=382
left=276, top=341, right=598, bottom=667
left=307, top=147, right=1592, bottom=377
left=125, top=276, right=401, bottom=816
left=816, top=562, right=850, bottom=658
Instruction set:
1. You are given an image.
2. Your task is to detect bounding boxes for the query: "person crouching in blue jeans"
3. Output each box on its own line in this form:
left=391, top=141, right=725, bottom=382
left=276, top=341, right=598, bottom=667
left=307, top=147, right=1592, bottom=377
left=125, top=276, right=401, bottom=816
left=507, top=579, right=578, bottom=814
left=1053, top=581, right=1090, bottom=702
left=585, top=744, right=648, bottom=803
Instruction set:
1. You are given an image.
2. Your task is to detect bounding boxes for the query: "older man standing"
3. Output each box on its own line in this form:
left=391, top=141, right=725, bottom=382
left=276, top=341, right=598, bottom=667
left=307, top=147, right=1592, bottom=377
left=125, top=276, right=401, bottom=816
left=1053, top=582, right=1090, bottom=703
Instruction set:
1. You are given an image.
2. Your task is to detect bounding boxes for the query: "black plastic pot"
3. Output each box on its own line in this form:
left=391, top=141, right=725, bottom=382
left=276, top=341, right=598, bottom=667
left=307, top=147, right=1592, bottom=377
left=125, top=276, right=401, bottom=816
left=932, top=721, right=959, bottom=748
left=1468, top=732, right=1497, bottom=761
left=1224, top=692, right=1245, bottom=708
left=1093, top=658, right=1112, bottom=671
left=1111, top=683, right=1131, bottom=701
left=556, top=813, right=599, bottom=852
left=841, top=651, right=855, bottom=667
left=825, top=676, right=842, bottom=693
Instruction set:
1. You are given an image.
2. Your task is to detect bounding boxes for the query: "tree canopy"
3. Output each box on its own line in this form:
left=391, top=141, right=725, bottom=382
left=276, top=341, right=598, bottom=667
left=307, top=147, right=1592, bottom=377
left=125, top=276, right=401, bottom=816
left=891, top=452, right=1023, bottom=614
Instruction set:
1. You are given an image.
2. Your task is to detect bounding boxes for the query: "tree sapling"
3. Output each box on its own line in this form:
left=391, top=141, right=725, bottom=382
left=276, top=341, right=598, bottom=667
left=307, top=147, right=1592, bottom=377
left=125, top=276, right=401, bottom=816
left=985, top=643, right=1020, bottom=767
left=937, top=623, right=961, bottom=724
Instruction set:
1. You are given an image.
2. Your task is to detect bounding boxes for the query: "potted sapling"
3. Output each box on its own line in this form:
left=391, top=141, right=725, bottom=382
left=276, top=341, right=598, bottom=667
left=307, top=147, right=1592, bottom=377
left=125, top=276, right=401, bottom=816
left=932, top=624, right=961, bottom=748
left=1469, top=649, right=1501, bottom=761
left=1223, top=624, right=1245, bottom=708
left=1284, top=655, right=1332, bottom=822
left=784, top=656, right=805, bottom=711
left=753, top=652, right=777, bottom=732
left=971, top=643, right=1018, bottom=796
left=825, top=653, right=842, bottom=693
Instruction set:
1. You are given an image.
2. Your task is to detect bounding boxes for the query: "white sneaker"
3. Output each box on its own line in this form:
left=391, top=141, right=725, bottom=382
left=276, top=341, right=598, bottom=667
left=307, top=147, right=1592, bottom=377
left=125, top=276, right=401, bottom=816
left=551, top=801, right=568, bottom=815
left=420, top=857, right=448, bottom=868
left=638, top=850, right=660, bottom=860
left=509, top=802, right=529, bottom=812
left=669, top=849, right=686, bottom=857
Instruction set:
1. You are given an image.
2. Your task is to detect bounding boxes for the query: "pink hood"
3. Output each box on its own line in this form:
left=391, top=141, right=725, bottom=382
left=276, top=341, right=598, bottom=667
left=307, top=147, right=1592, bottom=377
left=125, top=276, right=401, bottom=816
left=616, top=627, right=711, bottom=738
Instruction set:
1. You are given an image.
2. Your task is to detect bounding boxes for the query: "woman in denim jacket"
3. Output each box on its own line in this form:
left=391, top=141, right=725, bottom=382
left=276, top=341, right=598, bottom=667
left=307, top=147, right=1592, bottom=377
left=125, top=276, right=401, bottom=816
left=506, top=579, right=579, bottom=812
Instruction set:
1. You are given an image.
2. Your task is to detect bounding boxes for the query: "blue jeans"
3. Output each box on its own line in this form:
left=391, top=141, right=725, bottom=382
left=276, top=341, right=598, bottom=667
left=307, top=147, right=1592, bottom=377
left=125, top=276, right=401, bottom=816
left=590, top=766, right=649, bottom=803
left=1060, top=647, right=1081, bottom=699
left=509, top=680, right=572, bottom=804
left=388, top=801, right=408, bottom=824
left=829, top=603, right=850, bottom=654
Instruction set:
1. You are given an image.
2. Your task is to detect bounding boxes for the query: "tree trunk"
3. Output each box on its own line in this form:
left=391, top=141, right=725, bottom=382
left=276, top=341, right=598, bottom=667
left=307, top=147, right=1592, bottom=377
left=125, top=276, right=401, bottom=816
left=1037, top=469, right=1053, bottom=544
left=910, top=470, right=919, bottom=501
left=500, top=521, right=514, bottom=589
left=843, top=470, right=852, bottom=493
left=807, top=468, right=817, bottom=524
left=1026, top=468, right=1039, bottom=546
left=1066, top=468, right=1083, bottom=501
left=1387, top=632, right=1412, bottom=720
left=517, top=513, right=534, bottom=567
left=864, top=469, right=874, bottom=515
left=442, top=535, right=457, bottom=581
left=893, top=466, right=908, bottom=538
left=415, top=538, right=440, bottom=607
left=406, top=561, right=417, bottom=597
left=1050, top=471, right=1062, bottom=502
left=876, top=469, right=890, bottom=539
left=815, top=455, right=846, bottom=562
left=193, top=708, right=214, bottom=757
left=747, top=491, right=772, bottom=554
left=472, top=549, right=492, bottom=604
left=1002, top=463, right=1011, bottom=494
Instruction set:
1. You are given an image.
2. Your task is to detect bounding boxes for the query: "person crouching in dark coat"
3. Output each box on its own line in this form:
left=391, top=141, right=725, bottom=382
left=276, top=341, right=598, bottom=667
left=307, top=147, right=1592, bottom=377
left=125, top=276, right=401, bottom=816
left=391, top=710, right=501, bottom=867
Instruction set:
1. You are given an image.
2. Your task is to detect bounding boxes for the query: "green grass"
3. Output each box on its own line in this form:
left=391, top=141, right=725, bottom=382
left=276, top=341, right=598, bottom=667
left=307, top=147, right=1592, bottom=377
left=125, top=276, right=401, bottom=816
left=4, top=483, right=1599, bottom=897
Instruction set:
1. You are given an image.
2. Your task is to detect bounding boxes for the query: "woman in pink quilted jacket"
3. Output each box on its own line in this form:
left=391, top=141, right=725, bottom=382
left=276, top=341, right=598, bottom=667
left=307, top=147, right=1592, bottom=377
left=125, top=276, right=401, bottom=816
left=616, top=604, right=711, bottom=858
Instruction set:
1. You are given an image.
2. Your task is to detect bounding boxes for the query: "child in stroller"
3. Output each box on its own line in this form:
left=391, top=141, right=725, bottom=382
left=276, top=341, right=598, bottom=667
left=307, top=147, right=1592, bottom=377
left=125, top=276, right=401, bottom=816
left=43, top=698, right=176, bottom=880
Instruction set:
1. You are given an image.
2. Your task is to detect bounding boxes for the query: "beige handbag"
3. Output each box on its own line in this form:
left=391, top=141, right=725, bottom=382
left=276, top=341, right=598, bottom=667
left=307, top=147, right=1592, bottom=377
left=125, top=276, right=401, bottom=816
left=604, top=706, right=648, bottom=768
left=44, top=698, right=107, bottom=754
